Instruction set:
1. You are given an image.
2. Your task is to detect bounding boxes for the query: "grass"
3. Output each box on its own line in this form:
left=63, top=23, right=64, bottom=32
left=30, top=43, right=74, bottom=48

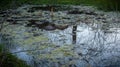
left=0, top=0, right=120, bottom=11
left=0, top=44, right=30, bottom=67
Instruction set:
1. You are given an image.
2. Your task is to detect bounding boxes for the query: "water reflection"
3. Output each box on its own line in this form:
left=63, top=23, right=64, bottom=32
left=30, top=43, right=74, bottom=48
left=1, top=22, right=120, bottom=67
left=1, top=13, right=120, bottom=67
left=72, top=25, right=77, bottom=44
left=42, top=23, right=120, bottom=67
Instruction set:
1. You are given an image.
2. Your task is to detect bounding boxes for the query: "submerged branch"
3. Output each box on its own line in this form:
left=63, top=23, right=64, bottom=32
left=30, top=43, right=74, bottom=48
left=12, top=49, right=42, bottom=54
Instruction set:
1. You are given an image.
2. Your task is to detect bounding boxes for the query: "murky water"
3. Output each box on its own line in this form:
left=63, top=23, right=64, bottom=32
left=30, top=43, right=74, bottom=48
left=0, top=5, right=120, bottom=67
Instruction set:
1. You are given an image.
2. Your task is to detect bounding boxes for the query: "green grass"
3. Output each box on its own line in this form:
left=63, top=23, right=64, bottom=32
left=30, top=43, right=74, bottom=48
left=0, top=44, right=30, bottom=67
left=0, top=0, right=120, bottom=11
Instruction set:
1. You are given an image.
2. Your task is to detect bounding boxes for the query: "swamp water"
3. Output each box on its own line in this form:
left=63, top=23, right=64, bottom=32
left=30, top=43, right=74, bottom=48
left=0, top=5, right=120, bottom=67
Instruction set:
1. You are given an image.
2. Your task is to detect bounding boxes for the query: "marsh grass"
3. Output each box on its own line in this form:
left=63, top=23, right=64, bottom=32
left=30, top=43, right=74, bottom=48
left=0, top=44, right=30, bottom=67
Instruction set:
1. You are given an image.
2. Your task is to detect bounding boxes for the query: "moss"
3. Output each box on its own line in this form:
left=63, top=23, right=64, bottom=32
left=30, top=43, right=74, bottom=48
left=39, top=54, right=53, bottom=59
left=22, top=35, right=48, bottom=45
left=38, top=45, right=75, bottom=60
left=38, top=53, right=63, bottom=62
left=39, top=45, right=49, bottom=50
left=0, top=45, right=30, bottom=67
left=38, top=44, right=55, bottom=50
left=1, top=25, right=49, bottom=45
left=52, top=45, right=74, bottom=56
left=60, top=60, right=76, bottom=67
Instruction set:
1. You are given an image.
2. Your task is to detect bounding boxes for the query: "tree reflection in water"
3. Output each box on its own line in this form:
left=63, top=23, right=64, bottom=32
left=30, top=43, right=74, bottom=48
left=72, top=25, right=77, bottom=44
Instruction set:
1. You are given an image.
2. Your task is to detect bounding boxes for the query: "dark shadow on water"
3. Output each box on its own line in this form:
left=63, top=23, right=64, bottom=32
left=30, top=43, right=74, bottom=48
left=72, top=25, right=77, bottom=44
left=26, top=20, right=69, bottom=31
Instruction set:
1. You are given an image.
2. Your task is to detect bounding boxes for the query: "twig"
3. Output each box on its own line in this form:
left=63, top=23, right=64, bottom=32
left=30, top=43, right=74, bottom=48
left=12, top=49, right=42, bottom=54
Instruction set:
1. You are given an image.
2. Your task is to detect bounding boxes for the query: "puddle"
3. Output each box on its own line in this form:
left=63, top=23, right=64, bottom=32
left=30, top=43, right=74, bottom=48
left=0, top=5, right=120, bottom=67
